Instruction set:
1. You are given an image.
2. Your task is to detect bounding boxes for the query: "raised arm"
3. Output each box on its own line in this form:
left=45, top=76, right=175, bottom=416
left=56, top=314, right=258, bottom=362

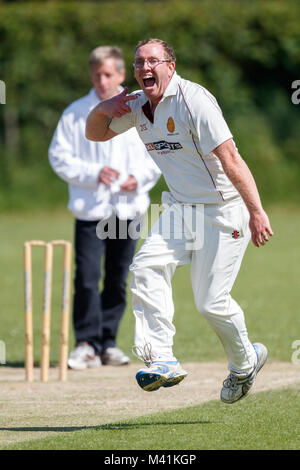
left=213, top=139, right=274, bottom=247
left=85, top=88, right=137, bottom=142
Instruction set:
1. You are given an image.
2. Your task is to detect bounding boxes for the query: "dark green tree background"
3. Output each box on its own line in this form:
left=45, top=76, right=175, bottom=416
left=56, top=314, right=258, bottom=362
left=0, top=0, right=299, bottom=210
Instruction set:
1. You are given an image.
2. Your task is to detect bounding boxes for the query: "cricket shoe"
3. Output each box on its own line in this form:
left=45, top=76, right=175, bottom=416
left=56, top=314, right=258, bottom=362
left=68, top=342, right=101, bottom=370
left=220, top=342, right=268, bottom=404
left=136, top=361, right=187, bottom=392
left=101, top=347, right=130, bottom=366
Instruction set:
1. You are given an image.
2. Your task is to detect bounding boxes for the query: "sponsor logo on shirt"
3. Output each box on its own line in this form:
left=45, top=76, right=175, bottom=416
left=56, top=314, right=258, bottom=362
left=145, top=140, right=183, bottom=152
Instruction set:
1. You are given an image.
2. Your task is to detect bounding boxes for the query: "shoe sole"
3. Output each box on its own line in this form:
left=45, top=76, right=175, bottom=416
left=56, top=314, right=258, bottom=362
left=236, top=343, right=268, bottom=402
left=253, top=343, right=268, bottom=374
left=136, top=371, right=187, bottom=392
left=221, top=343, right=268, bottom=404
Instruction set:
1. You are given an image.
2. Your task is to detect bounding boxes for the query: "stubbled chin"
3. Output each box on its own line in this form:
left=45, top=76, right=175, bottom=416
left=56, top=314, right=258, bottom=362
left=143, top=84, right=157, bottom=96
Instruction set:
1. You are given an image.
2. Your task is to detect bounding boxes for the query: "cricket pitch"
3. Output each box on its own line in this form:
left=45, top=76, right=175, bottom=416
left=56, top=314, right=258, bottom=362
left=0, top=361, right=299, bottom=447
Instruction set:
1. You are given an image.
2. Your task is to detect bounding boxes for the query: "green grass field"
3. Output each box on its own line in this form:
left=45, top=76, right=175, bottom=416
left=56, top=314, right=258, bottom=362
left=1, top=204, right=299, bottom=365
left=2, top=387, right=299, bottom=450
left=0, top=204, right=299, bottom=450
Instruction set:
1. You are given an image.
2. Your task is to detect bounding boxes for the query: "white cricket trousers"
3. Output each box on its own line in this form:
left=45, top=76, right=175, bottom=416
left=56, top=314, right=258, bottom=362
left=130, top=193, right=257, bottom=375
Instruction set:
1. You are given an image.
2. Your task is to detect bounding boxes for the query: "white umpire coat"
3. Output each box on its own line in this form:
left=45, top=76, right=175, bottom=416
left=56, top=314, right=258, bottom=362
left=49, top=88, right=161, bottom=221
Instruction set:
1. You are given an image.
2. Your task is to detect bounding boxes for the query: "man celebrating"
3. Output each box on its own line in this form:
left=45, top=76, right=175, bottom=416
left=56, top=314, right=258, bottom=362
left=49, top=45, right=160, bottom=370
left=85, top=39, right=273, bottom=403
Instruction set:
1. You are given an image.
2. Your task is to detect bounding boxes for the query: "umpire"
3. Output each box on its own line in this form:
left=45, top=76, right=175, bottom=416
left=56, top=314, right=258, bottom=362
left=49, top=46, right=160, bottom=369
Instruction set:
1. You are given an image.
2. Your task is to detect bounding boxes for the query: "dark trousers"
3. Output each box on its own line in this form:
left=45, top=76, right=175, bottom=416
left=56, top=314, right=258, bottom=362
left=73, top=217, right=137, bottom=355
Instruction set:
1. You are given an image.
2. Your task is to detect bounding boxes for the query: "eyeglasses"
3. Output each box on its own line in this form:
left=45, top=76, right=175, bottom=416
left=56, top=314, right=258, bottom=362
left=132, top=58, right=171, bottom=69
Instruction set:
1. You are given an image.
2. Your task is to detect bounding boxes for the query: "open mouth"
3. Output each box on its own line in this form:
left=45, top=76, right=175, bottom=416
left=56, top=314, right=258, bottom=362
left=143, top=77, right=156, bottom=88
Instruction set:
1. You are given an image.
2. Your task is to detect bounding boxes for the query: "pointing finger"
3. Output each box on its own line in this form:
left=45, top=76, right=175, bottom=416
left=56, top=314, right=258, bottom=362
left=124, top=94, right=138, bottom=102
left=118, top=87, right=138, bottom=103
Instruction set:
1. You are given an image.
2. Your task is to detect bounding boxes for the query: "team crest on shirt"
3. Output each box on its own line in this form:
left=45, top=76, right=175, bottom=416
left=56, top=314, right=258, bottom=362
left=167, top=117, right=175, bottom=133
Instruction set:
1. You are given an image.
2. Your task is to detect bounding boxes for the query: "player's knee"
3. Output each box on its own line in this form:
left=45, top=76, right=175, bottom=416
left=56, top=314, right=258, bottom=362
left=129, top=265, right=142, bottom=288
left=195, top=298, right=221, bottom=317
left=130, top=250, right=163, bottom=274
left=129, top=250, right=148, bottom=273
left=129, top=257, right=146, bottom=278
left=196, top=302, right=210, bottom=317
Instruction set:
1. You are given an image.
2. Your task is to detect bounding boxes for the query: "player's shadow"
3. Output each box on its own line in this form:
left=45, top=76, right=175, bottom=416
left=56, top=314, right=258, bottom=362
left=1, top=362, right=59, bottom=368
left=0, top=420, right=211, bottom=433
left=1, top=362, right=25, bottom=368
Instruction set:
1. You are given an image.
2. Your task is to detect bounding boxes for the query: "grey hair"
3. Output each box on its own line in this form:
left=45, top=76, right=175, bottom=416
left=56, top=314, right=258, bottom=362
left=135, top=38, right=176, bottom=62
left=89, top=46, right=125, bottom=72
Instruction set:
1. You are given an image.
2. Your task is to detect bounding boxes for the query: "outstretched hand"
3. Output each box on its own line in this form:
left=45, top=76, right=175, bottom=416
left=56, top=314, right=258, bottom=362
left=249, top=209, right=274, bottom=247
left=99, top=88, right=138, bottom=118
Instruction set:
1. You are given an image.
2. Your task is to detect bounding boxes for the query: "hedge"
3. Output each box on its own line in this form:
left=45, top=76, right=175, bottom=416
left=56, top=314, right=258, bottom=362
left=0, top=0, right=299, bottom=210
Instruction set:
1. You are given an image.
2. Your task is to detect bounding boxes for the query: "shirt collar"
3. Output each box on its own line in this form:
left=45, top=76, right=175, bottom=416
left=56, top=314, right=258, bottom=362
left=88, top=88, right=99, bottom=103
left=143, top=71, right=179, bottom=108
left=162, top=71, right=179, bottom=99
